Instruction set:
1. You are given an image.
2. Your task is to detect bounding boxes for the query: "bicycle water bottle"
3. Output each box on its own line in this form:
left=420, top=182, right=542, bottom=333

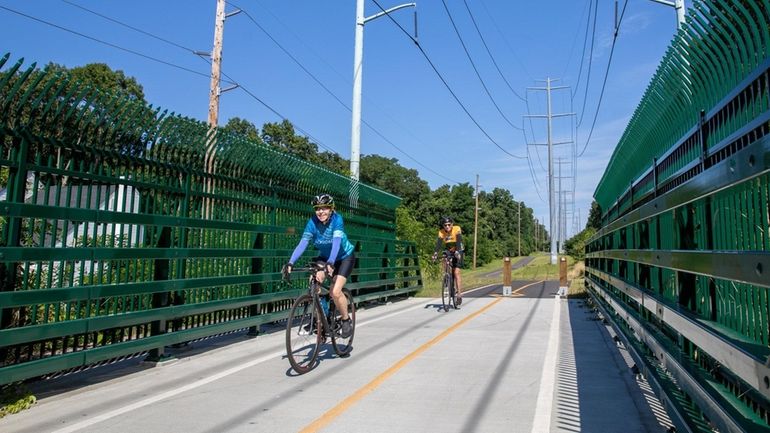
left=320, top=296, right=330, bottom=316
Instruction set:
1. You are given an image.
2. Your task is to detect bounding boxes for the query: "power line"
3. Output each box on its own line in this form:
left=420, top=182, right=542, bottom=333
left=0, top=5, right=229, bottom=85
left=526, top=146, right=546, bottom=203
left=577, top=0, right=599, bottom=127
left=370, top=0, right=525, bottom=160
left=578, top=0, right=629, bottom=158
left=568, top=0, right=594, bottom=99
left=249, top=0, right=460, bottom=184
left=47, top=1, right=340, bottom=154
left=61, top=0, right=193, bottom=53
left=441, top=0, right=523, bottom=132
left=65, top=0, right=458, bottom=183
left=229, top=3, right=352, bottom=114
left=476, top=0, right=532, bottom=83
left=460, top=0, right=526, bottom=103
left=229, top=1, right=459, bottom=184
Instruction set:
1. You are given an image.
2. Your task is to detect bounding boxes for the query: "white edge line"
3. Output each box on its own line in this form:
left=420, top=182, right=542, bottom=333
left=50, top=283, right=519, bottom=433
left=49, top=298, right=429, bottom=433
left=531, top=296, right=561, bottom=433
left=50, top=351, right=278, bottom=433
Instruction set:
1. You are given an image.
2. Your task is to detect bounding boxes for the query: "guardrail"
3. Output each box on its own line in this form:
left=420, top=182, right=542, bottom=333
left=0, top=53, right=421, bottom=386
left=587, top=1, right=770, bottom=431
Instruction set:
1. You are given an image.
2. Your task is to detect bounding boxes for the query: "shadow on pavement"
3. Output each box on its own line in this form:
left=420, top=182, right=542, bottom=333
left=555, top=298, right=669, bottom=432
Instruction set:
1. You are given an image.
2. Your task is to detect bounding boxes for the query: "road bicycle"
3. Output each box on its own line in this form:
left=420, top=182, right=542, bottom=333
left=438, top=250, right=459, bottom=312
left=284, top=261, right=355, bottom=374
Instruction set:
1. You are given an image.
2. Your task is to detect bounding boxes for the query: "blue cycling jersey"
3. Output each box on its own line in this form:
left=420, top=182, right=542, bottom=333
left=291, top=212, right=354, bottom=263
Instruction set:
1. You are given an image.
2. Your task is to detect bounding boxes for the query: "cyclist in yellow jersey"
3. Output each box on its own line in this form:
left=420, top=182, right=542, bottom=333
left=432, top=216, right=464, bottom=305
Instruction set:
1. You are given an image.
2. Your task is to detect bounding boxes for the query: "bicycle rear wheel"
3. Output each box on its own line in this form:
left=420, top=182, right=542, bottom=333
left=441, top=272, right=451, bottom=312
left=285, top=294, right=321, bottom=374
left=331, top=288, right=355, bottom=357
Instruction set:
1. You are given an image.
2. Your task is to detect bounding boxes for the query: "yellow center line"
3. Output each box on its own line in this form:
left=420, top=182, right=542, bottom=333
left=513, top=280, right=545, bottom=294
left=299, top=296, right=505, bottom=433
left=493, top=280, right=545, bottom=297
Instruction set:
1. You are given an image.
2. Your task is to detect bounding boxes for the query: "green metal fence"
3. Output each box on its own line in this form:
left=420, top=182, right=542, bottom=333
left=0, top=53, right=421, bottom=386
left=587, top=1, right=770, bottom=432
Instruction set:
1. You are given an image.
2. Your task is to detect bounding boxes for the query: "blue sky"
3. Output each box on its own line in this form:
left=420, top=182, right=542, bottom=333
left=0, top=0, right=683, bottom=235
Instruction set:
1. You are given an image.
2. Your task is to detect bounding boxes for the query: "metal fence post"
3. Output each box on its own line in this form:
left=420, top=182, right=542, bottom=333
left=146, top=226, right=171, bottom=362
left=0, top=134, right=29, bottom=363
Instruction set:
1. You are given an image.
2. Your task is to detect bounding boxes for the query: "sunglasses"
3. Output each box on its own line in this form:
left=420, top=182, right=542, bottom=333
left=443, top=223, right=452, bottom=227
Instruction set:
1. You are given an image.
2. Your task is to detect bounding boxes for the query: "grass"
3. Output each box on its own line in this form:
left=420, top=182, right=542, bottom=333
left=415, top=257, right=521, bottom=298
left=509, top=254, right=570, bottom=281
left=567, top=261, right=587, bottom=298
left=414, top=254, right=583, bottom=298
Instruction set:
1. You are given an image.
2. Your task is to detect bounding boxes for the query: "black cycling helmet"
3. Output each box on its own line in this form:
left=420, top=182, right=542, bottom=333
left=312, top=193, right=335, bottom=208
left=439, top=216, right=453, bottom=228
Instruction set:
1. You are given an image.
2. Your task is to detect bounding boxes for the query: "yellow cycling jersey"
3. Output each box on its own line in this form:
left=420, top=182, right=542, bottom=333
left=437, top=225, right=462, bottom=251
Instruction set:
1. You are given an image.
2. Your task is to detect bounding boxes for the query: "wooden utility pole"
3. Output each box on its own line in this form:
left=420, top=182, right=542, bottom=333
left=207, top=0, right=225, bottom=128
left=473, top=174, right=479, bottom=269
left=203, top=0, right=226, bottom=219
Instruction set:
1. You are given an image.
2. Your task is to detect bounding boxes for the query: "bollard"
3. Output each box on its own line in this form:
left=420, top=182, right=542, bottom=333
left=558, top=257, right=568, bottom=297
left=503, top=257, right=512, bottom=296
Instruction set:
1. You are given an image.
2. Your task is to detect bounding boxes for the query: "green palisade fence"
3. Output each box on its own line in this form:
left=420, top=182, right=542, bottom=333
left=0, top=53, right=422, bottom=386
left=587, top=1, right=770, bottom=432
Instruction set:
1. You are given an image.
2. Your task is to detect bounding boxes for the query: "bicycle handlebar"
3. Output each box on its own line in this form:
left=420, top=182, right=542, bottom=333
left=282, top=261, right=328, bottom=283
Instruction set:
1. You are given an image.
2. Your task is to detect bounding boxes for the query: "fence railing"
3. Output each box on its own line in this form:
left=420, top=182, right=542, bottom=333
left=0, top=53, right=421, bottom=386
left=587, top=1, right=770, bottom=432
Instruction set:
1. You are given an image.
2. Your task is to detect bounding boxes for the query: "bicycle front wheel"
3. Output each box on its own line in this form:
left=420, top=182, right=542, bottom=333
left=331, top=288, right=355, bottom=357
left=441, top=272, right=451, bottom=312
left=285, top=294, right=321, bottom=374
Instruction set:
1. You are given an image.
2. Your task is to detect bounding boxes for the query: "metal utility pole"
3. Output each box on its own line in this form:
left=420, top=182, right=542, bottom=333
left=517, top=201, right=521, bottom=257
left=555, top=158, right=572, bottom=253
left=350, top=0, right=417, bottom=181
left=473, top=174, right=479, bottom=269
left=557, top=158, right=562, bottom=253
left=525, top=78, right=574, bottom=264
left=547, top=79, right=556, bottom=263
left=646, top=0, right=686, bottom=28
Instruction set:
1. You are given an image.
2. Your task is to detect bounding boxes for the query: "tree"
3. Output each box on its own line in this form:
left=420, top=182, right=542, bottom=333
left=316, top=151, right=349, bottom=175
left=564, top=227, right=597, bottom=261
left=223, top=117, right=261, bottom=143
left=360, top=155, right=430, bottom=208
left=66, top=63, right=145, bottom=102
left=586, top=200, right=602, bottom=230
left=261, top=119, right=318, bottom=160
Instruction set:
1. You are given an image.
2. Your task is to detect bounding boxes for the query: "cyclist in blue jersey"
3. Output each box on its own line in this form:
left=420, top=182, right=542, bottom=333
left=284, top=194, right=355, bottom=338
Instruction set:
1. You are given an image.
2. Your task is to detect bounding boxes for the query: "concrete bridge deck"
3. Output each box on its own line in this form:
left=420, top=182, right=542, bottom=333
left=3, top=281, right=670, bottom=433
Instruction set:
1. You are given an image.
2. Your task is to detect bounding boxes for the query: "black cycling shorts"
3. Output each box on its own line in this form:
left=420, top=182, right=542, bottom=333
left=315, top=253, right=356, bottom=279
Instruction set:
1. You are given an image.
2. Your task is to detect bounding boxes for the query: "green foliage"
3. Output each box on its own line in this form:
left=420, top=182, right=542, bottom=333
left=509, top=254, right=568, bottom=280
left=222, top=117, right=349, bottom=174
left=361, top=155, right=430, bottom=208
left=586, top=200, right=602, bottom=230
left=395, top=205, right=438, bottom=279
left=261, top=119, right=319, bottom=160
left=0, top=383, right=36, bottom=418
left=564, top=227, right=597, bottom=261
left=215, top=118, right=548, bottom=267
left=223, top=117, right=261, bottom=143
left=67, top=63, right=145, bottom=102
